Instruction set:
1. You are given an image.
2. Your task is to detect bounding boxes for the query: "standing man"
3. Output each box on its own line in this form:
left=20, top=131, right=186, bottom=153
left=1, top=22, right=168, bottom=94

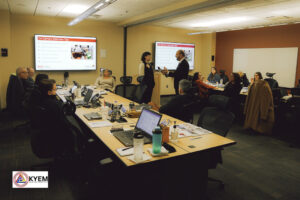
left=162, top=50, right=189, bottom=95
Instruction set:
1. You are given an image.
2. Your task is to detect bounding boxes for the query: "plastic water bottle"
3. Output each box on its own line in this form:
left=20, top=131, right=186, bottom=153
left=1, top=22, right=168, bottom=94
left=220, top=78, right=223, bottom=85
left=171, top=125, right=178, bottom=143
left=133, top=132, right=144, bottom=163
left=152, top=126, right=162, bottom=154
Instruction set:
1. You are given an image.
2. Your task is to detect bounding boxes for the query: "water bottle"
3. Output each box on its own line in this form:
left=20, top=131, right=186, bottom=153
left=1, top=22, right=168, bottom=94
left=220, top=78, right=223, bottom=85
left=133, top=132, right=144, bottom=163
left=152, top=126, right=162, bottom=154
left=171, top=125, right=178, bottom=143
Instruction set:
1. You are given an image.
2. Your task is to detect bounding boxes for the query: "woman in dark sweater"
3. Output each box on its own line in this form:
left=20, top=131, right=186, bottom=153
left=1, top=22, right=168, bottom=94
left=223, top=73, right=242, bottom=99
left=138, top=52, right=155, bottom=103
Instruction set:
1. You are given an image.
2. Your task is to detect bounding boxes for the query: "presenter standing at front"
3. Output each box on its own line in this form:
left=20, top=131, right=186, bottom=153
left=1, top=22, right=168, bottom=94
left=139, top=52, right=155, bottom=103
left=161, top=50, right=189, bottom=95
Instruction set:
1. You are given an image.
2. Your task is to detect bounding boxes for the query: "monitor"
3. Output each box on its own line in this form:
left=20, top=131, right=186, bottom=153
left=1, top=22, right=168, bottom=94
left=34, top=35, right=97, bottom=71
left=136, top=109, right=162, bottom=136
left=155, top=41, right=195, bottom=70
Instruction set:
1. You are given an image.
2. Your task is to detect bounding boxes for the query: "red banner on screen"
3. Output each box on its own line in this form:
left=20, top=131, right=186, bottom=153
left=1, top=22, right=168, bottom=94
left=38, top=36, right=96, bottom=42
left=157, top=43, right=195, bottom=48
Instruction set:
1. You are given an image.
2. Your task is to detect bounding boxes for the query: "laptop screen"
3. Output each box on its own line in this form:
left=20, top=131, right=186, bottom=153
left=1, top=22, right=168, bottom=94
left=136, top=109, right=162, bottom=136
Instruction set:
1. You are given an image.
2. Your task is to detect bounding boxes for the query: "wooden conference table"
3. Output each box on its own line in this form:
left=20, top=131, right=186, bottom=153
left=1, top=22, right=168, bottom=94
left=72, top=89, right=236, bottom=167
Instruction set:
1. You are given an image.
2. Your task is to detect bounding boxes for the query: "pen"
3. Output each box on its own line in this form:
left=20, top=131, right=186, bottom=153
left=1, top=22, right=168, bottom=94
left=122, top=147, right=131, bottom=151
left=190, top=136, right=202, bottom=140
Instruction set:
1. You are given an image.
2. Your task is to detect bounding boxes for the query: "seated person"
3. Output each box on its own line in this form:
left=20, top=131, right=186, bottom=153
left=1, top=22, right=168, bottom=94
left=15, top=67, right=29, bottom=114
left=28, top=73, right=49, bottom=109
left=39, top=79, right=78, bottom=155
left=223, top=73, right=242, bottom=99
left=219, top=70, right=229, bottom=84
left=238, top=71, right=250, bottom=87
left=207, top=67, right=221, bottom=84
left=24, top=67, right=35, bottom=90
left=94, top=69, right=116, bottom=92
left=149, top=79, right=194, bottom=122
left=192, top=72, right=216, bottom=99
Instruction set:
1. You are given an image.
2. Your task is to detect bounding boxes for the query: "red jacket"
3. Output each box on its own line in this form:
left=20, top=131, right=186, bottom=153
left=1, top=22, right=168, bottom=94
left=195, top=80, right=215, bottom=98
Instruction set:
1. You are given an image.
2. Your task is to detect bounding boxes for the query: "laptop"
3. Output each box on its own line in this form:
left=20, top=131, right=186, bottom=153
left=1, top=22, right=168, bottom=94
left=112, top=108, right=162, bottom=147
left=74, top=89, right=93, bottom=106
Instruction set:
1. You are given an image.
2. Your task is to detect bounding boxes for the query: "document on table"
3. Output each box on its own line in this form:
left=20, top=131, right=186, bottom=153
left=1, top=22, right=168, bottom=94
left=88, top=121, right=112, bottom=128
left=175, top=123, right=212, bottom=138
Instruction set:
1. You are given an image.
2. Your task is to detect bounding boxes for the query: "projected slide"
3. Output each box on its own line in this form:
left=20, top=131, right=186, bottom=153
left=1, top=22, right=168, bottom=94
left=155, top=42, right=195, bottom=70
left=35, top=35, right=97, bottom=71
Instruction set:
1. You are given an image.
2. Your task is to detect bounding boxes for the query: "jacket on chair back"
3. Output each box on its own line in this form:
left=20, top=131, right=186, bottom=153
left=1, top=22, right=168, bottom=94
left=243, top=80, right=274, bottom=134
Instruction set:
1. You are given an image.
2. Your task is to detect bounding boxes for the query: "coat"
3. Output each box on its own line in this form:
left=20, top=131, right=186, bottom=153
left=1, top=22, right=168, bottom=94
left=244, top=80, right=274, bottom=134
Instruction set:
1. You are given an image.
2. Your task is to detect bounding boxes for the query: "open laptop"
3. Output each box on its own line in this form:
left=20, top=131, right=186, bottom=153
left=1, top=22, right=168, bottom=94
left=112, top=108, right=162, bottom=147
left=74, top=89, right=93, bottom=106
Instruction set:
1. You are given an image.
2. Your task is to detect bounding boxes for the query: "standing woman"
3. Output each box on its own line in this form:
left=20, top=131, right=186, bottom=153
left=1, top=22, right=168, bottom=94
left=139, top=52, right=155, bottom=103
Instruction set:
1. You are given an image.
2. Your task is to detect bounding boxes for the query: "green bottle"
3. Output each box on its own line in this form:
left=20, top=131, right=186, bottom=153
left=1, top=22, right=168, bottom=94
left=152, top=126, right=162, bottom=154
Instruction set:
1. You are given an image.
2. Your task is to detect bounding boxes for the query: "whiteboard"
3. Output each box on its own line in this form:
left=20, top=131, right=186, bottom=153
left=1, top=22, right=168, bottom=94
left=233, top=48, right=298, bottom=87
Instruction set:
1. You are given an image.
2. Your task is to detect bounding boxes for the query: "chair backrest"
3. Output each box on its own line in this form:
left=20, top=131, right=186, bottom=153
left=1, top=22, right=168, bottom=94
left=182, top=98, right=202, bottom=122
left=115, top=84, right=136, bottom=101
left=291, top=88, right=300, bottom=97
left=120, top=76, right=132, bottom=85
left=198, top=107, right=235, bottom=137
left=6, top=74, right=25, bottom=114
left=272, top=88, right=282, bottom=106
left=264, top=78, right=279, bottom=89
left=137, top=76, right=144, bottom=84
left=134, top=84, right=147, bottom=103
left=187, top=75, right=194, bottom=81
left=208, top=95, right=231, bottom=110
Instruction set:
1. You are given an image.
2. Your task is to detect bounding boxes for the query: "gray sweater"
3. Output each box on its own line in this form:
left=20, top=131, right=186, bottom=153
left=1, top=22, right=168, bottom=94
left=94, top=76, right=116, bottom=92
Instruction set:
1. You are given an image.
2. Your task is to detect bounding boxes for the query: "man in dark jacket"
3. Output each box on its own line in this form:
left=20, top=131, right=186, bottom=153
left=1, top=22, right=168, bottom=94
left=149, top=79, right=194, bottom=122
left=162, top=50, right=189, bottom=95
left=38, top=79, right=76, bottom=155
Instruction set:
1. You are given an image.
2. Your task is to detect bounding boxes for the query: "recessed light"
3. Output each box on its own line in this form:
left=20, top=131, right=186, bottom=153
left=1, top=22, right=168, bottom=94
left=63, top=5, right=89, bottom=14
left=191, top=17, right=252, bottom=27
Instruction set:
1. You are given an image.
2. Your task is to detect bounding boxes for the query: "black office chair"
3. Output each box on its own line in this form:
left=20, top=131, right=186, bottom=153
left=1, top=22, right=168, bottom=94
left=6, top=74, right=26, bottom=116
left=115, top=76, right=136, bottom=101
left=264, top=73, right=279, bottom=89
left=134, top=76, right=147, bottom=103
left=291, top=88, right=300, bottom=97
left=187, top=75, right=194, bottom=81
left=198, top=95, right=235, bottom=189
left=137, top=76, right=144, bottom=84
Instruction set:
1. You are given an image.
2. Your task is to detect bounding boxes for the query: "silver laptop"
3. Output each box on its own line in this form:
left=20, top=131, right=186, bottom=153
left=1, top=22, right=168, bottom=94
left=112, top=108, right=162, bottom=147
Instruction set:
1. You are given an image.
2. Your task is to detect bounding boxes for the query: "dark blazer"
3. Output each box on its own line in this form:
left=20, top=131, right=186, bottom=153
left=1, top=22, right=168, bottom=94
left=167, top=59, right=189, bottom=93
left=223, top=81, right=242, bottom=99
left=159, top=94, right=193, bottom=122
left=241, top=74, right=250, bottom=87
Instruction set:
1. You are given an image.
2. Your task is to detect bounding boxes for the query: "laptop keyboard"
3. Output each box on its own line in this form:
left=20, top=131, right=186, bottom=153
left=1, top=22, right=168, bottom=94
left=113, top=130, right=151, bottom=147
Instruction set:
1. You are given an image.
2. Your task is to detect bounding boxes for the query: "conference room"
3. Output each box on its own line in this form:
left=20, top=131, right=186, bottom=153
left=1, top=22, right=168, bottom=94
left=0, top=0, right=300, bottom=199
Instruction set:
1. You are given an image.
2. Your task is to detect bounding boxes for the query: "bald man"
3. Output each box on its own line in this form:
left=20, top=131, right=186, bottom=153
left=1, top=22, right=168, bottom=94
left=161, top=50, right=189, bottom=95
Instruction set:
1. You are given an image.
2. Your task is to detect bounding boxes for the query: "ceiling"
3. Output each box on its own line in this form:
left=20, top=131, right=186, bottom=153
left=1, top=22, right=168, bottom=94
left=0, top=0, right=300, bottom=33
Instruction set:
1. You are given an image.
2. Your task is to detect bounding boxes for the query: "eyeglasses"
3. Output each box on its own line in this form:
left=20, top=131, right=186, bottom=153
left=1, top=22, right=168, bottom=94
left=21, top=71, right=28, bottom=74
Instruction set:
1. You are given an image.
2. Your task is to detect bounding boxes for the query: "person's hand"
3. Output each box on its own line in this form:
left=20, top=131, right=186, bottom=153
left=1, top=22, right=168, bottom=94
left=161, top=67, right=168, bottom=75
left=250, top=78, right=254, bottom=84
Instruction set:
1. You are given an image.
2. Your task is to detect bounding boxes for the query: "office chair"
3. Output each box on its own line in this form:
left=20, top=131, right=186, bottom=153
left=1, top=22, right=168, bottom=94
left=291, top=88, right=300, bottom=97
left=137, top=76, right=144, bottom=84
left=187, top=75, right=194, bottom=81
left=115, top=76, right=136, bottom=101
left=198, top=95, right=235, bottom=189
left=264, top=72, right=279, bottom=89
left=134, top=76, right=147, bottom=103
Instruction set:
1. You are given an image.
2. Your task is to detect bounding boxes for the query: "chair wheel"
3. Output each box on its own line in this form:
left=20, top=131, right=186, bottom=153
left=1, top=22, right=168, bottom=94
left=219, top=183, right=225, bottom=189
